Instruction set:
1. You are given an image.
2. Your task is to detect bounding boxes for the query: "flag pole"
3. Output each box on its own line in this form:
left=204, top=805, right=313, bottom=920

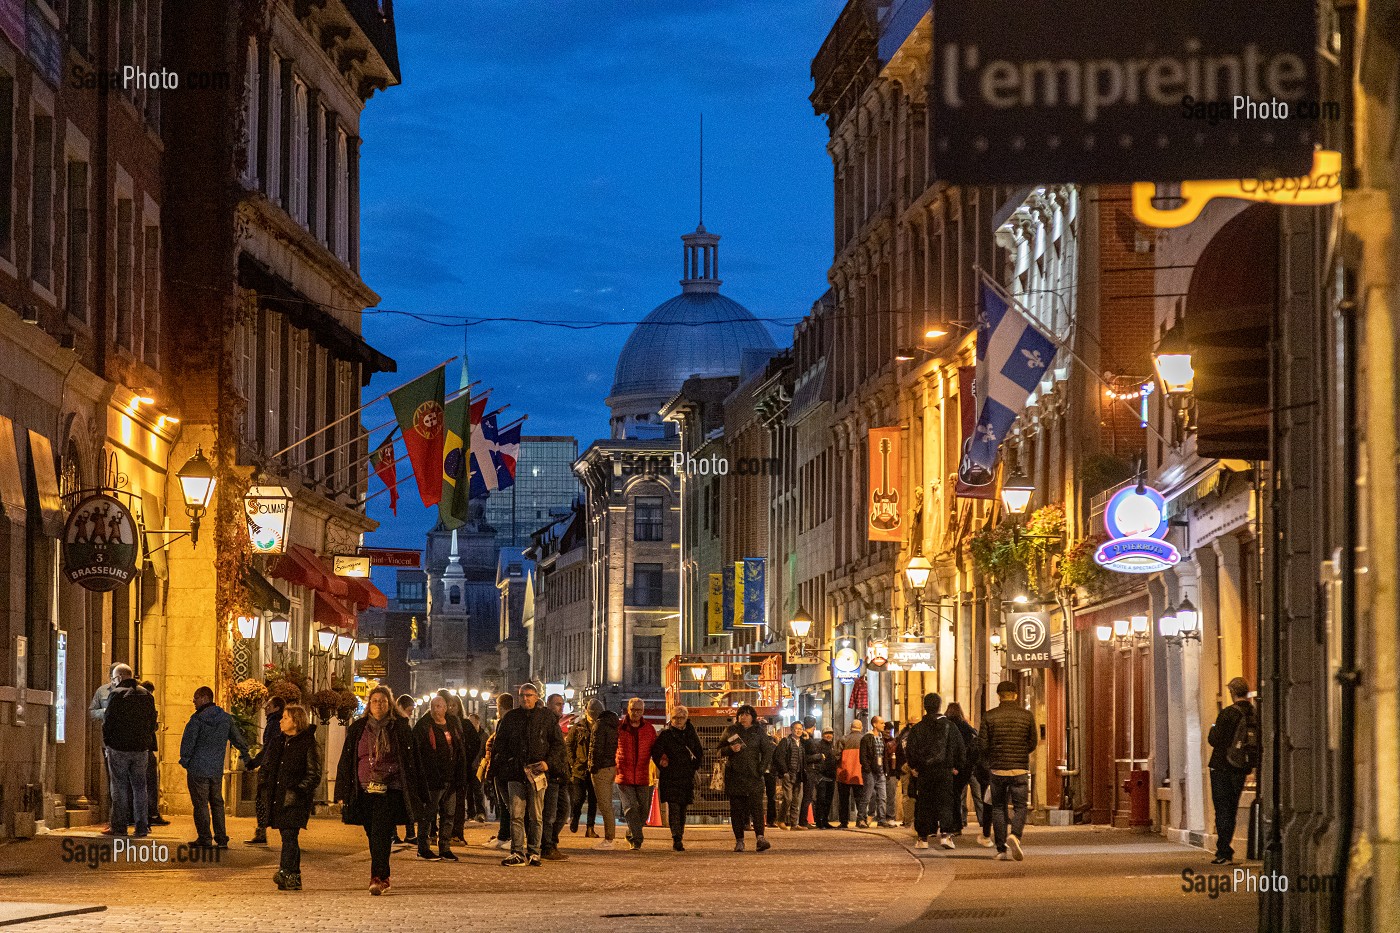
left=498, top=414, right=529, bottom=432
left=359, top=467, right=417, bottom=507
left=302, top=381, right=482, bottom=471
left=974, top=268, right=1172, bottom=448
left=271, top=357, right=457, bottom=460
left=327, top=389, right=496, bottom=490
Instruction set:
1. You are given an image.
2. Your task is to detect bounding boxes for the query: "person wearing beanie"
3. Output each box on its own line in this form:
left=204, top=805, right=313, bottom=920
left=586, top=698, right=620, bottom=849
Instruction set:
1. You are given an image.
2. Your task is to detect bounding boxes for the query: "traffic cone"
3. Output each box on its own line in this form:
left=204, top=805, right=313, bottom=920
left=646, top=789, right=662, bottom=827
left=807, top=802, right=815, bottom=825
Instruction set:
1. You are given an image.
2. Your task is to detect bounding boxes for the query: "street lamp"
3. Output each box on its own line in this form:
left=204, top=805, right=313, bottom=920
left=1113, top=618, right=1130, bottom=639
left=268, top=616, right=290, bottom=646
left=1174, top=597, right=1200, bottom=639
left=315, top=627, right=336, bottom=654
left=470, top=688, right=479, bottom=699
left=335, top=633, right=353, bottom=658
left=1158, top=612, right=1181, bottom=639
left=1000, top=467, right=1035, bottom=516
left=235, top=614, right=260, bottom=640
left=176, top=446, right=216, bottom=547
left=690, top=664, right=709, bottom=682
left=990, top=630, right=1003, bottom=649
left=353, top=641, right=370, bottom=662
left=563, top=685, right=576, bottom=701
left=789, top=608, right=813, bottom=639
left=1130, top=614, right=1150, bottom=636
left=903, top=554, right=933, bottom=593
left=1095, top=624, right=1113, bottom=643
left=1153, top=318, right=1196, bottom=441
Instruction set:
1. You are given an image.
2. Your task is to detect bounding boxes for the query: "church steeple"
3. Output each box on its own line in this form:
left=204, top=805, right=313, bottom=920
left=681, top=114, right=720, bottom=294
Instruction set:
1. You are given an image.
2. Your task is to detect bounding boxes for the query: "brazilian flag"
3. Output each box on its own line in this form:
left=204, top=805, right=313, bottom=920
left=439, top=353, right=472, bottom=529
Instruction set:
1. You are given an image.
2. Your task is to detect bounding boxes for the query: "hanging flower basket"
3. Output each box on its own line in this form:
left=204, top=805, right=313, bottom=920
left=1057, top=536, right=1111, bottom=597
left=309, top=689, right=340, bottom=724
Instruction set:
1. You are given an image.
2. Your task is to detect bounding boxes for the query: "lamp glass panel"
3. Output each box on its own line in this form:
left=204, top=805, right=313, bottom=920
left=353, top=641, right=370, bottom=661
left=178, top=473, right=216, bottom=509
left=336, top=634, right=353, bottom=655
left=1113, top=619, right=1130, bottom=637
left=1159, top=614, right=1180, bottom=637
left=316, top=628, right=336, bottom=652
left=1154, top=352, right=1195, bottom=394
left=269, top=616, right=290, bottom=645
left=1176, top=607, right=1200, bottom=633
left=1131, top=614, right=1149, bottom=634
left=1000, top=486, right=1034, bottom=515
left=1095, top=624, right=1113, bottom=643
left=236, top=615, right=259, bottom=640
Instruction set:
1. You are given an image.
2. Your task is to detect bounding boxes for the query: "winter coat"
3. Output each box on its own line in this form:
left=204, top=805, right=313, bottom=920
left=979, top=700, right=1038, bottom=772
left=413, top=715, right=469, bottom=791
left=905, top=715, right=966, bottom=780
left=335, top=713, right=430, bottom=827
left=458, top=716, right=483, bottom=773
left=803, top=735, right=831, bottom=778
left=860, top=731, right=885, bottom=775
left=271, top=726, right=322, bottom=831
left=251, top=712, right=287, bottom=823
left=179, top=702, right=250, bottom=779
left=718, top=722, right=773, bottom=798
left=773, top=734, right=804, bottom=778
left=951, top=718, right=982, bottom=783
left=565, top=715, right=593, bottom=781
left=102, top=680, right=157, bottom=753
left=836, top=730, right=865, bottom=785
left=493, top=704, right=565, bottom=784
left=545, top=708, right=570, bottom=782
left=615, top=716, right=657, bottom=786
left=589, top=710, right=620, bottom=773
left=651, top=722, right=704, bottom=805
left=1207, top=700, right=1254, bottom=772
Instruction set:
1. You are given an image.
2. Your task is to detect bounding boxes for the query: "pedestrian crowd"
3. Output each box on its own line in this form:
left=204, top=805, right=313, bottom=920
left=97, top=665, right=1256, bottom=897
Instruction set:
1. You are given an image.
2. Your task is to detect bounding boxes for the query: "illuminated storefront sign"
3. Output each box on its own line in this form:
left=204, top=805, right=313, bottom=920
left=1132, top=150, right=1342, bottom=229
left=63, top=494, right=139, bottom=591
left=886, top=640, right=937, bottom=673
left=1094, top=485, right=1181, bottom=574
left=245, top=485, right=294, bottom=555
left=1006, top=611, right=1052, bottom=668
left=832, top=636, right=863, bottom=685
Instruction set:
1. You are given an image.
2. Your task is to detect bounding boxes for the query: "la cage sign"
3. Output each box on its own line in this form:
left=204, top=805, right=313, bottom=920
left=1094, top=485, right=1180, bottom=575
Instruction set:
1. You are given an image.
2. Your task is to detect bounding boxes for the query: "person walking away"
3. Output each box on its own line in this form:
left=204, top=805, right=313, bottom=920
left=835, top=720, right=866, bottom=828
left=540, top=693, right=571, bottom=860
left=494, top=683, right=564, bottom=866
left=101, top=665, right=157, bottom=838
left=806, top=714, right=823, bottom=823
left=413, top=694, right=468, bottom=861
left=615, top=697, right=658, bottom=850
left=813, top=729, right=838, bottom=828
left=138, top=680, right=170, bottom=827
left=773, top=721, right=805, bottom=830
left=335, top=685, right=430, bottom=895
left=945, top=703, right=986, bottom=843
left=651, top=705, right=704, bottom=850
left=179, top=685, right=252, bottom=848
left=719, top=705, right=774, bottom=852
left=565, top=700, right=597, bottom=837
left=481, top=692, right=516, bottom=849
left=906, top=693, right=966, bottom=850
left=979, top=680, right=1037, bottom=861
left=270, top=704, right=320, bottom=891
left=862, top=716, right=889, bottom=828
left=465, top=711, right=488, bottom=822
left=1207, top=677, right=1259, bottom=865
left=882, top=721, right=901, bottom=827
left=587, top=698, right=621, bottom=849
left=246, top=695, right=287, bottom=845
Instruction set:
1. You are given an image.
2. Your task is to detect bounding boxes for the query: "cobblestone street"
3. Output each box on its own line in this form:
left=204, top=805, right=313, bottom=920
left=0, top=817, right=1257, bottom=933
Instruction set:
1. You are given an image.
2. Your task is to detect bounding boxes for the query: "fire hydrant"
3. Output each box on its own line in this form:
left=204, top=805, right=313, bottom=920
left=1123, top=769, right=1152, bottom=828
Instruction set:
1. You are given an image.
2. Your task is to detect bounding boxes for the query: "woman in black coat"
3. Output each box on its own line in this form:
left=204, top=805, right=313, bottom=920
left=414, top=694, right=469, bottom=861
left=247, top=695, right=286, bottom=845
left=650, top=705, right=704, bottom=851
left=718, top=704, right=774, bottom=853
left=335, top=685, right=430, bottom=895
left=270, top=704, right=320, bottom=891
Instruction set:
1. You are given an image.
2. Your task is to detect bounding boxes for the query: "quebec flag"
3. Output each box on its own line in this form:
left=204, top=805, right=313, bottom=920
left=469, top=414, right=522, bottom=499
left=965, top=282, right=1059, bottom=474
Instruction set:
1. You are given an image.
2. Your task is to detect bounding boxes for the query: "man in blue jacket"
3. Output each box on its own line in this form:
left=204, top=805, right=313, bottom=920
left=179, top=685, right=253, bottom=848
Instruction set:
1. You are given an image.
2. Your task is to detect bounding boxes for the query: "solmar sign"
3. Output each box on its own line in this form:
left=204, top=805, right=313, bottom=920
left=1095, top=485, right=1181, bottom=575
left=929, top=0, right=1318, bottom=184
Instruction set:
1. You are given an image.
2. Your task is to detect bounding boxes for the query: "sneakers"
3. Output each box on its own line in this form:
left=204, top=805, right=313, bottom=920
left=282, top=872, right=302, bottom=891
left=540, top=848, right=568, bottom=861
left=488, top=837, right=511, bottom=850
left=501, top=854, right=528, bottom=867
left=438, top=849, right=460, bottom=861
left=528, top=855, right=542, bottom=867
left=977, top=834, right=994, bottom=848
left=1007, top=834, right=1023, bottom=861
left=914, top=838, right=930, bottom=850
left=369, top=877, right=386, bottom=896
left=734, top=840, right=745, bottom=852
left=416, top=847, right=441, bottom=861
left=755, top=838, right=771, bottom=853
left=878, top=820, right=897, bottom=828
left=939, top=836, right=956, bottom=850
left=995, top=851, right=1011, bottom=860
left=856, top=819, right=870, bottom=829
left=593, top=838, right=616, bottom=850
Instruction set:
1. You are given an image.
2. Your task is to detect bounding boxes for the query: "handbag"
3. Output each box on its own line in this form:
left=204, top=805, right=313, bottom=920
left=709, top=759, right=726, bottom=794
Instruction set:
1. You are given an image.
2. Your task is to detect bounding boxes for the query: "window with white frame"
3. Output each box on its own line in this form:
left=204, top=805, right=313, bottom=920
left=261, top=311, right=283, bottom=455
left=65, top=160, right=89, bottom=321
left=309, top=101, right=324, bottom=237
left=143, top=0, right=161, bottom=127
left=311, top=344, right=328, bottom=475
left=237, top=310, right=257, bottom=446
left=324, top=114, right=338, bottom=253
left=288, top=327, right=308, bottom=463
left=244, top=37, right=259, bottom=186
left=334, top=360, right=354, bottom=490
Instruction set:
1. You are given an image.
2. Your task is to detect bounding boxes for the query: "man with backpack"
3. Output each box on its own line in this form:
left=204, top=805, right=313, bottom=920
left=905, top=693, right=965, bottom=850
left=1207, top=677, right=1258, bottom=865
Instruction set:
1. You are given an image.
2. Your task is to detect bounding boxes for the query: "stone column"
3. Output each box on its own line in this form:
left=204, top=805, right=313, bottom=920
left=1179, top=556, right=1207, bottom=835
left=1212, top=535, right=1244, bottom=690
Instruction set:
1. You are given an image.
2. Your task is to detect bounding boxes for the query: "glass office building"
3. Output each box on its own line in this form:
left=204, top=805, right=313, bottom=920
left=484, top=436, right=582, bottom=549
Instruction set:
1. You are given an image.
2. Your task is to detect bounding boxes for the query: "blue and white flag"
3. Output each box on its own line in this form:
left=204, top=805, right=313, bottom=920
left=964, top=281, right=1058, bottom=474
left=469, top=415, right=523, bottom=499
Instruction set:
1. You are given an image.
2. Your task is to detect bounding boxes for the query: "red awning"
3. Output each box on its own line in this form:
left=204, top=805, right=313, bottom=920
left=269, top=544, right=349, bottom=598
left=313, top=592, right=356, bottom=631
left=339, top=575, right=388, bottom=609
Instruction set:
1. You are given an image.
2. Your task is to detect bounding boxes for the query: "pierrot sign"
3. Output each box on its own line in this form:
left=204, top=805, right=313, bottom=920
left=1094, top=485, right=1181, bottom=574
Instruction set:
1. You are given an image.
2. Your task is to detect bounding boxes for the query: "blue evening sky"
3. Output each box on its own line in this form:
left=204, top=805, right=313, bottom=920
left=355, top=0, right=844, bottom=559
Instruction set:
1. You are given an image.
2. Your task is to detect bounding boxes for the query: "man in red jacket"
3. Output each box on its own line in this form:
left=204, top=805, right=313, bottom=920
left=615, top=697, right=657, bottom=850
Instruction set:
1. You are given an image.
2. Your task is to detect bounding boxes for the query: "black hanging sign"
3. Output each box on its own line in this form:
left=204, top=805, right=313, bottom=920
left=63, top=494, right=139, bottom=592
left=1006, top=611, right=1053, bottom=668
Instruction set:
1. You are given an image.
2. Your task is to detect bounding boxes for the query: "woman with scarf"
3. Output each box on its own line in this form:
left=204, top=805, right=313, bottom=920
left=651, top=705, right=704, bottom=851
left=335, top=685, right=429, bottom=895
left=414, top=693, right=469, bottom=860
left=270, top=704, right=320, bottom=891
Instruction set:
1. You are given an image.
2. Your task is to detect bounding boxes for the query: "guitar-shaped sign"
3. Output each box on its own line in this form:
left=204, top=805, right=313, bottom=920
left=870, top=436, right=900, bottom=531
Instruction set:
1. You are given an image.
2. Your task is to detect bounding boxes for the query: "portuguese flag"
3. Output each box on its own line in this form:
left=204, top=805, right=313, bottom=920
left=371, top=430, right=399, bottom=515
left=388, top=366, right=446, bottom=507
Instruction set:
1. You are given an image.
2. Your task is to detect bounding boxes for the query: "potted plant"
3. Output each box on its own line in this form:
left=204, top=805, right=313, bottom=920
left=309, top=688, right=340, bottom=724
left=1058, top=536, right=1111, bottom=599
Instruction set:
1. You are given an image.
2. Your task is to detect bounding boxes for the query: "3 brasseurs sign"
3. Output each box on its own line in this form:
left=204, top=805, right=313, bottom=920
left=926, top=0, right=1319, bottom=185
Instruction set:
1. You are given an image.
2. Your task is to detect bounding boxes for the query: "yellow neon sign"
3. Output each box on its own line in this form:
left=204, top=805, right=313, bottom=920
left=1132, top=150, right=1341, bottom=229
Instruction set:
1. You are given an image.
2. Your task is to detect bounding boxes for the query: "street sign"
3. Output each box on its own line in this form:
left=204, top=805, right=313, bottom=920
left=930, top=0, right=1319, bottom=184
left=358, top=547, right=421, bottom=568
left=1095, top=485, right=1181, bottom=574
left=1006, top=611, right=1052, bottom=668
